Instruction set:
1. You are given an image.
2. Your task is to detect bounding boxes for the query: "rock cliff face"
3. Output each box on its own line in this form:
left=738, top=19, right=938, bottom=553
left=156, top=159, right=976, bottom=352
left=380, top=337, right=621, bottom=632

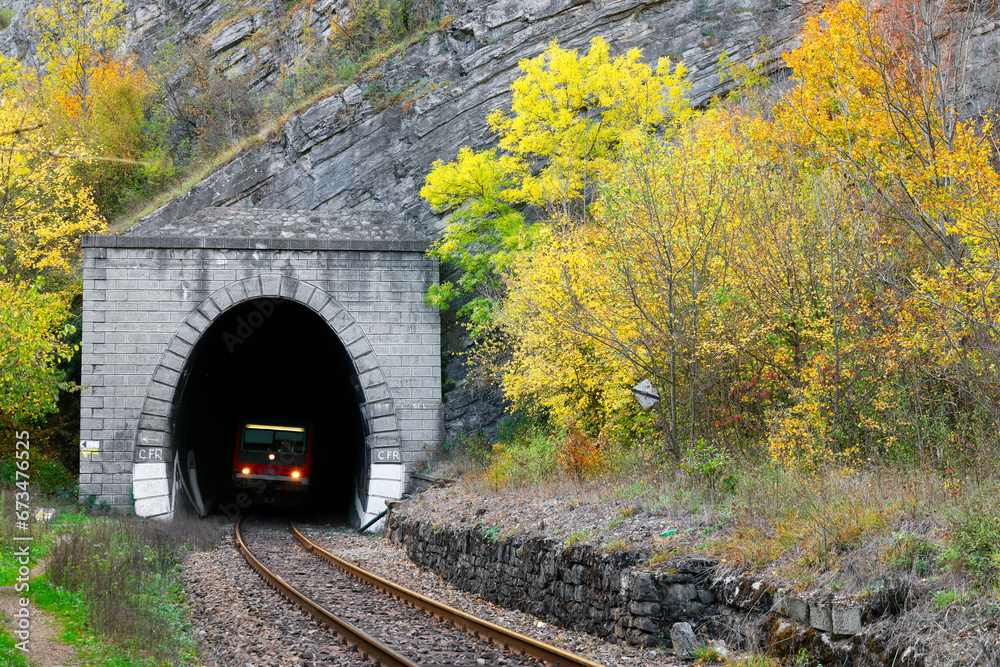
left=127, top=0, right=807, bottom=236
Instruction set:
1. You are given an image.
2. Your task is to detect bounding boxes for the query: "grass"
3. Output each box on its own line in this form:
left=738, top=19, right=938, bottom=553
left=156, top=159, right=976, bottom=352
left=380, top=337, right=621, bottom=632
left=436, top=420, right=1000, bottom=621
left=112, top=134, right=266, bottom=231
left=691, top=642, right=726, bottom=662
left=41, top=515, right=220, bottom=662
left=725, top=655, right=781, bottom=667
left=930, top=587, right=970, bottom=612
left=31, top=578, right=199, bottom=667
left=0, top=489, right=55, bottom=584
left=0, top=486, right=221, bottom=666
left=0, top=627, right=31, bottom=667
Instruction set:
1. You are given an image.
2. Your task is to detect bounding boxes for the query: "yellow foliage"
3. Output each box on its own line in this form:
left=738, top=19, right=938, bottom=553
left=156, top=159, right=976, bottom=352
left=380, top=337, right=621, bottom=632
left=500, top=226, right=643, bottom=437
left=0, top=280, right=77, bottom=421
left=421, top=37, right=692, bottom=322
left=0, top=103, right=106, bottom=276
left=489, top=37, right=691, bottom=212
left=19, top=0, right=150, bottom=212
left=430, top=0, right=1000, bottom=467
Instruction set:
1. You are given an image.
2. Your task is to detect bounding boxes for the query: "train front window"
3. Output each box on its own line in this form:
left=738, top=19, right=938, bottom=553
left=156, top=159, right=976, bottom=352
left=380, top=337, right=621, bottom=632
left=242, top=425, right=306, bottom=455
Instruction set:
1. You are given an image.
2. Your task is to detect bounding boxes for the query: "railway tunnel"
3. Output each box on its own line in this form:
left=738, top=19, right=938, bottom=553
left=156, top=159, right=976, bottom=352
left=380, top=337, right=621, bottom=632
left=79, top=209, right=443, bottom=523
left=173, top=298, right=366, bottom=518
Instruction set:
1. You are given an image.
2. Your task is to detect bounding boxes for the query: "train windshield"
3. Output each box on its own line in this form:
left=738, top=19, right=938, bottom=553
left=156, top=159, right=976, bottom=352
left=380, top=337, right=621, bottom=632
left=242, top=424, right=307, bottom=455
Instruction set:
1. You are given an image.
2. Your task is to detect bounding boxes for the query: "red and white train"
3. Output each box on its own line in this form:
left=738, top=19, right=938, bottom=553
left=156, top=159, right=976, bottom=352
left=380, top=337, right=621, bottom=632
left=232, top=422, right=312, bottom=501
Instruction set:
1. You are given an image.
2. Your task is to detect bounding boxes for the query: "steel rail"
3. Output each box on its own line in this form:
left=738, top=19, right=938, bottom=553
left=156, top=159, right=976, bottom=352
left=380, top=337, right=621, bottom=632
left=234, top=516, right=419, bottom=667
left=290, top=521, right=607, bottom=667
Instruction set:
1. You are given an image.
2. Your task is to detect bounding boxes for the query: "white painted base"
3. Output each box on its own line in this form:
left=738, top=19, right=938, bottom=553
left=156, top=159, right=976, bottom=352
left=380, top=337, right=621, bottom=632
left=133, top=462, right=171, bottom=518
left=361, top=462, right=404, bottom=530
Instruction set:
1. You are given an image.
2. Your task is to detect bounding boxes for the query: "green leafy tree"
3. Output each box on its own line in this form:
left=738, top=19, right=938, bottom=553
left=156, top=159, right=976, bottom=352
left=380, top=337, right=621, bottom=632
left=0, top=280, right=76, bottom=422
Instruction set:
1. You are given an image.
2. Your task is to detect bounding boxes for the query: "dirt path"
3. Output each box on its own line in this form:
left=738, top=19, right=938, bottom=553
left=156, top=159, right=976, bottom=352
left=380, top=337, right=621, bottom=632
left=0, top=559, right=80, bottom=667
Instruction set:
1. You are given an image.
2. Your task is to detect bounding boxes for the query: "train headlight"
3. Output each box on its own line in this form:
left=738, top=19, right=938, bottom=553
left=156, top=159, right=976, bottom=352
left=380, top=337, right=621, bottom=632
left=268, top=454, right=275, bottom=460
left=242, top=468, right=250, bottom=475
left=292, top=471, right=300, bottom=479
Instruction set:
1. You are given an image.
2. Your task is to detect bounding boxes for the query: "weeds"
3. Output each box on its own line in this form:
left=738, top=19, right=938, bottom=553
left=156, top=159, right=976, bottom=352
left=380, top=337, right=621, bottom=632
left=600, top=538, right=628, bottom=552
left=931, top=588, right=969, bottom=612
left=0, top=456, right=74, bottom=497
left=483, top=425, right=560, bottom=489
left=941, top=494, right=1000, bottom=584
left=0, top=628, right=31, bottom=667
left=0, top=489, right=49, bottom=582
left=691, top=642, right=725, bottom=662
left=44, top=515, right=221, bottom=662
left=885, top=531, right=937, bottom=576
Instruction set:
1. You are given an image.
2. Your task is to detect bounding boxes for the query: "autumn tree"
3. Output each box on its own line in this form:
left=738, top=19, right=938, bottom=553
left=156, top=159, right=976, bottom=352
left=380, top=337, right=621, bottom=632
left=20, top=0, right=152, bottom=215
left=423, top=0, right=1000, bottom=468
left=0, top=101, right=105, bottom=422
left=421, top=37, right=691, bottom=324
left=761, top=0, right=1000, bottom=465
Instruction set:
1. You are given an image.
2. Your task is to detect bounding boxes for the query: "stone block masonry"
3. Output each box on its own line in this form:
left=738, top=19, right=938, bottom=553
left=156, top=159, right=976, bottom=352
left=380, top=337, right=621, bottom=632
left=80, top=210, right=443, bottom=521
left=386, top=512, right=720, bottom=647
left=387, top=510, right=921, bottom=664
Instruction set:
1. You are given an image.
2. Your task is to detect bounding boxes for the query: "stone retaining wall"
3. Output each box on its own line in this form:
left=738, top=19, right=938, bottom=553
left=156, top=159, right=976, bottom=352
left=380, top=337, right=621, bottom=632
left=387, top=513, right=722, bottom=646
left=387, top=511, right=922, bottom=664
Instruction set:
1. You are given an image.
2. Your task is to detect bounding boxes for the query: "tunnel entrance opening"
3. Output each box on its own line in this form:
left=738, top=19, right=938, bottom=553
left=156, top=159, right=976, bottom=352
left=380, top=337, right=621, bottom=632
left=172, top=298, right=366, bottom=520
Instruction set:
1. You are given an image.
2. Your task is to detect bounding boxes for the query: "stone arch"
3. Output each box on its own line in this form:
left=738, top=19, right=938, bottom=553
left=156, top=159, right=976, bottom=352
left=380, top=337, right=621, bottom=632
left=130, top=274, right=402, bottom=520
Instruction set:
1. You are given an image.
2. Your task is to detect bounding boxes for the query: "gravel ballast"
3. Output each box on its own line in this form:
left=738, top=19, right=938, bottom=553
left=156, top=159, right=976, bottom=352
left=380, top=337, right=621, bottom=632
left=297, top=522, right=680, bottom=666
left=183, top=515, right=679, bottom=666
left=184, top=530, right=369, bottom=666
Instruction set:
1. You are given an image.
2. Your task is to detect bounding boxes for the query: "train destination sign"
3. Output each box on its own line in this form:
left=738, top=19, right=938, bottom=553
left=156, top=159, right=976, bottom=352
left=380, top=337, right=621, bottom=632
left=371, top=449, right=402, bottom=464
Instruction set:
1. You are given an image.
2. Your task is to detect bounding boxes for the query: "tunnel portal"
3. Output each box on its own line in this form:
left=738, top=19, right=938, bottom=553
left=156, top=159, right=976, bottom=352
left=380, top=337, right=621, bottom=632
left=79, top=208, right=443, bottom=525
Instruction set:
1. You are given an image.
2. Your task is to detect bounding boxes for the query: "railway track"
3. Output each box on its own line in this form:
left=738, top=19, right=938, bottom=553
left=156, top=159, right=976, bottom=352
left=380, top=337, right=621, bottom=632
left=235, top=516, right=607, bottom=667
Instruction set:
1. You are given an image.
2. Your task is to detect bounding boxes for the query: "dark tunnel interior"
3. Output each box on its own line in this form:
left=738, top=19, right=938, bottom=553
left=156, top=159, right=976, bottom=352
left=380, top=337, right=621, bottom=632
left=172, top=298, right=366, bottom=520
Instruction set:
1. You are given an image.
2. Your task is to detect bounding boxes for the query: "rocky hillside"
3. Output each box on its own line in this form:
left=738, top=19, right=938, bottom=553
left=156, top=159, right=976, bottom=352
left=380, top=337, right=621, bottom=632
left=115, top=0, right=808, bottom=433
left=124, top=0, right=806, bottom=233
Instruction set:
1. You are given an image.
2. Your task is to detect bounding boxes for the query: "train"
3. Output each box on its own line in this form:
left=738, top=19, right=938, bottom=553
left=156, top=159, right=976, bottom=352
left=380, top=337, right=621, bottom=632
left=232, top=421, right=313, bottom=503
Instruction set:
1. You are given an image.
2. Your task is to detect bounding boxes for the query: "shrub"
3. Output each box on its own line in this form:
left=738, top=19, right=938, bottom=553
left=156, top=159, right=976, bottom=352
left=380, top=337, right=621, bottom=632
left=942, top=497, right=1000, bottom=584
left=0, top=456, right=75, bottom=497
left=484, top=428, right=560, bottom=488
left=884, top=531, right=937, bottom=576
left=331, top=0, right=440, bottom=59
left=442, top=429, right=491, bottom=464
left=558, top=429, right=603, bottom=483
left=681, top=440, right=732, bottom=497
